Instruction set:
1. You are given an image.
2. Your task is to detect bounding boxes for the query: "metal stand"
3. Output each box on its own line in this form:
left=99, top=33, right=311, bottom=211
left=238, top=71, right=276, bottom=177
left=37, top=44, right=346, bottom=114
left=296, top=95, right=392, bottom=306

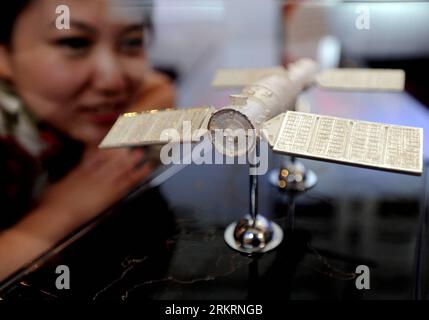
left=269, top=156, right=317, bottom=192
left=224, top=139, right=283, bottom=254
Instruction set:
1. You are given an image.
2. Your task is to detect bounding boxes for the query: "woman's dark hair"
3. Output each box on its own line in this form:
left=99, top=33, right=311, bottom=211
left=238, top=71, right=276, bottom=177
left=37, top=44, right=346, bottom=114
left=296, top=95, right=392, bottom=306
left=0, top=1, right=32, bottom=45
left=0, top=1, right=154, bottom=46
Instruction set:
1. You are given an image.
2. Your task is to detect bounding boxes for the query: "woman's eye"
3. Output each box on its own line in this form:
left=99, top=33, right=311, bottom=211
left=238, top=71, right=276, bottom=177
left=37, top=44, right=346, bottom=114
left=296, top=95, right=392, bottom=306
left=55, top=37, right=92, bottom=51
left=120, top=38, right=144, bottom=51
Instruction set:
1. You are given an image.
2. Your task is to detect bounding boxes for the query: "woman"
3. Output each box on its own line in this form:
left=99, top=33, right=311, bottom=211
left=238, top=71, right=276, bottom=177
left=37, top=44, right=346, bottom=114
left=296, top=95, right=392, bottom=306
left=0, top=0, right=175, bottom=281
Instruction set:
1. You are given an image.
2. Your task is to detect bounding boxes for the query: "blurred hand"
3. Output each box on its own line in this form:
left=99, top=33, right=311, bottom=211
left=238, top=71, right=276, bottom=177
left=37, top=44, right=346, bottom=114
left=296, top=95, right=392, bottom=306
left=131, top=70, right=176, bottom=111
left=37, top=148, right=152, bottom=223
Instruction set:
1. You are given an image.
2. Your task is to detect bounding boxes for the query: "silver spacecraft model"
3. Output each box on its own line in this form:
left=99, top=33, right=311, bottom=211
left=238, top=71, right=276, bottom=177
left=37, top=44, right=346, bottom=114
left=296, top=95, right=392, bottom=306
left=99, top=58, right=423, bottom=254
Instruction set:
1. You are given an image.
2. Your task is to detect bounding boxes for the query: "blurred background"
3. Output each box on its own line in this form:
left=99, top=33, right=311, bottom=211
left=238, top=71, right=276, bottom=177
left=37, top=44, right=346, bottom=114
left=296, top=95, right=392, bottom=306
left=146, top=0, right=429, bottom=108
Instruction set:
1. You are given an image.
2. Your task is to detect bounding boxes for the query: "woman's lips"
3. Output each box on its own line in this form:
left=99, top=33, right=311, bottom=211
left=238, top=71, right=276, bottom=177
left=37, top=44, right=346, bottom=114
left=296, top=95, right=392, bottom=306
left=80, top=103, right=126, bottom=126
left=85, top=110, right=122, bottom=125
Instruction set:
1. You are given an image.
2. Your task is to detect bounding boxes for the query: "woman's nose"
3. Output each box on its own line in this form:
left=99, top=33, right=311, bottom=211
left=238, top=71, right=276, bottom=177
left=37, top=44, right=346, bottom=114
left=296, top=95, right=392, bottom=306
left=91, top=49, right=128, bottom=96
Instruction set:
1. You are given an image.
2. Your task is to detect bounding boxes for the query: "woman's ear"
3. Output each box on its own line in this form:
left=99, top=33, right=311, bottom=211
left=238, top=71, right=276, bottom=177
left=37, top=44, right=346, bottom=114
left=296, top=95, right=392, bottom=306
left=0, top=45, right=13, bottom=80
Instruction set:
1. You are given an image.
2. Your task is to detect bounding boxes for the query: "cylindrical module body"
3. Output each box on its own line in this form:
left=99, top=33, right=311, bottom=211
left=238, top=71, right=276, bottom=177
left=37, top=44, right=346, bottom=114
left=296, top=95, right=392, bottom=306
left=208, top=59, right=319, bottom=157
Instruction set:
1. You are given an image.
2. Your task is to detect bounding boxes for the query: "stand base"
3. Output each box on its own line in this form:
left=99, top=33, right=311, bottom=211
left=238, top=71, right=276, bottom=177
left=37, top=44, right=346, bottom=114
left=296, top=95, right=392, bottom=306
left=224, top=215, right=283, bottom=254
left=269, top=159, right=317, bottom=192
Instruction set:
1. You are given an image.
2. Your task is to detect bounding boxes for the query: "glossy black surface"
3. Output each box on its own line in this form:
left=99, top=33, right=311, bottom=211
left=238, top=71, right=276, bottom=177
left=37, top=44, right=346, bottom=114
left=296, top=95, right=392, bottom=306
left=0, top=152, right=427, bottom=301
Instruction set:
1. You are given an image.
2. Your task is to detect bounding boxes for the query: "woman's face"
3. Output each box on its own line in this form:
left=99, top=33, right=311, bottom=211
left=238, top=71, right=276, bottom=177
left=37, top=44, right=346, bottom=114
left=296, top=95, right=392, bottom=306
left=1, top=0, right=148, bottom=145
